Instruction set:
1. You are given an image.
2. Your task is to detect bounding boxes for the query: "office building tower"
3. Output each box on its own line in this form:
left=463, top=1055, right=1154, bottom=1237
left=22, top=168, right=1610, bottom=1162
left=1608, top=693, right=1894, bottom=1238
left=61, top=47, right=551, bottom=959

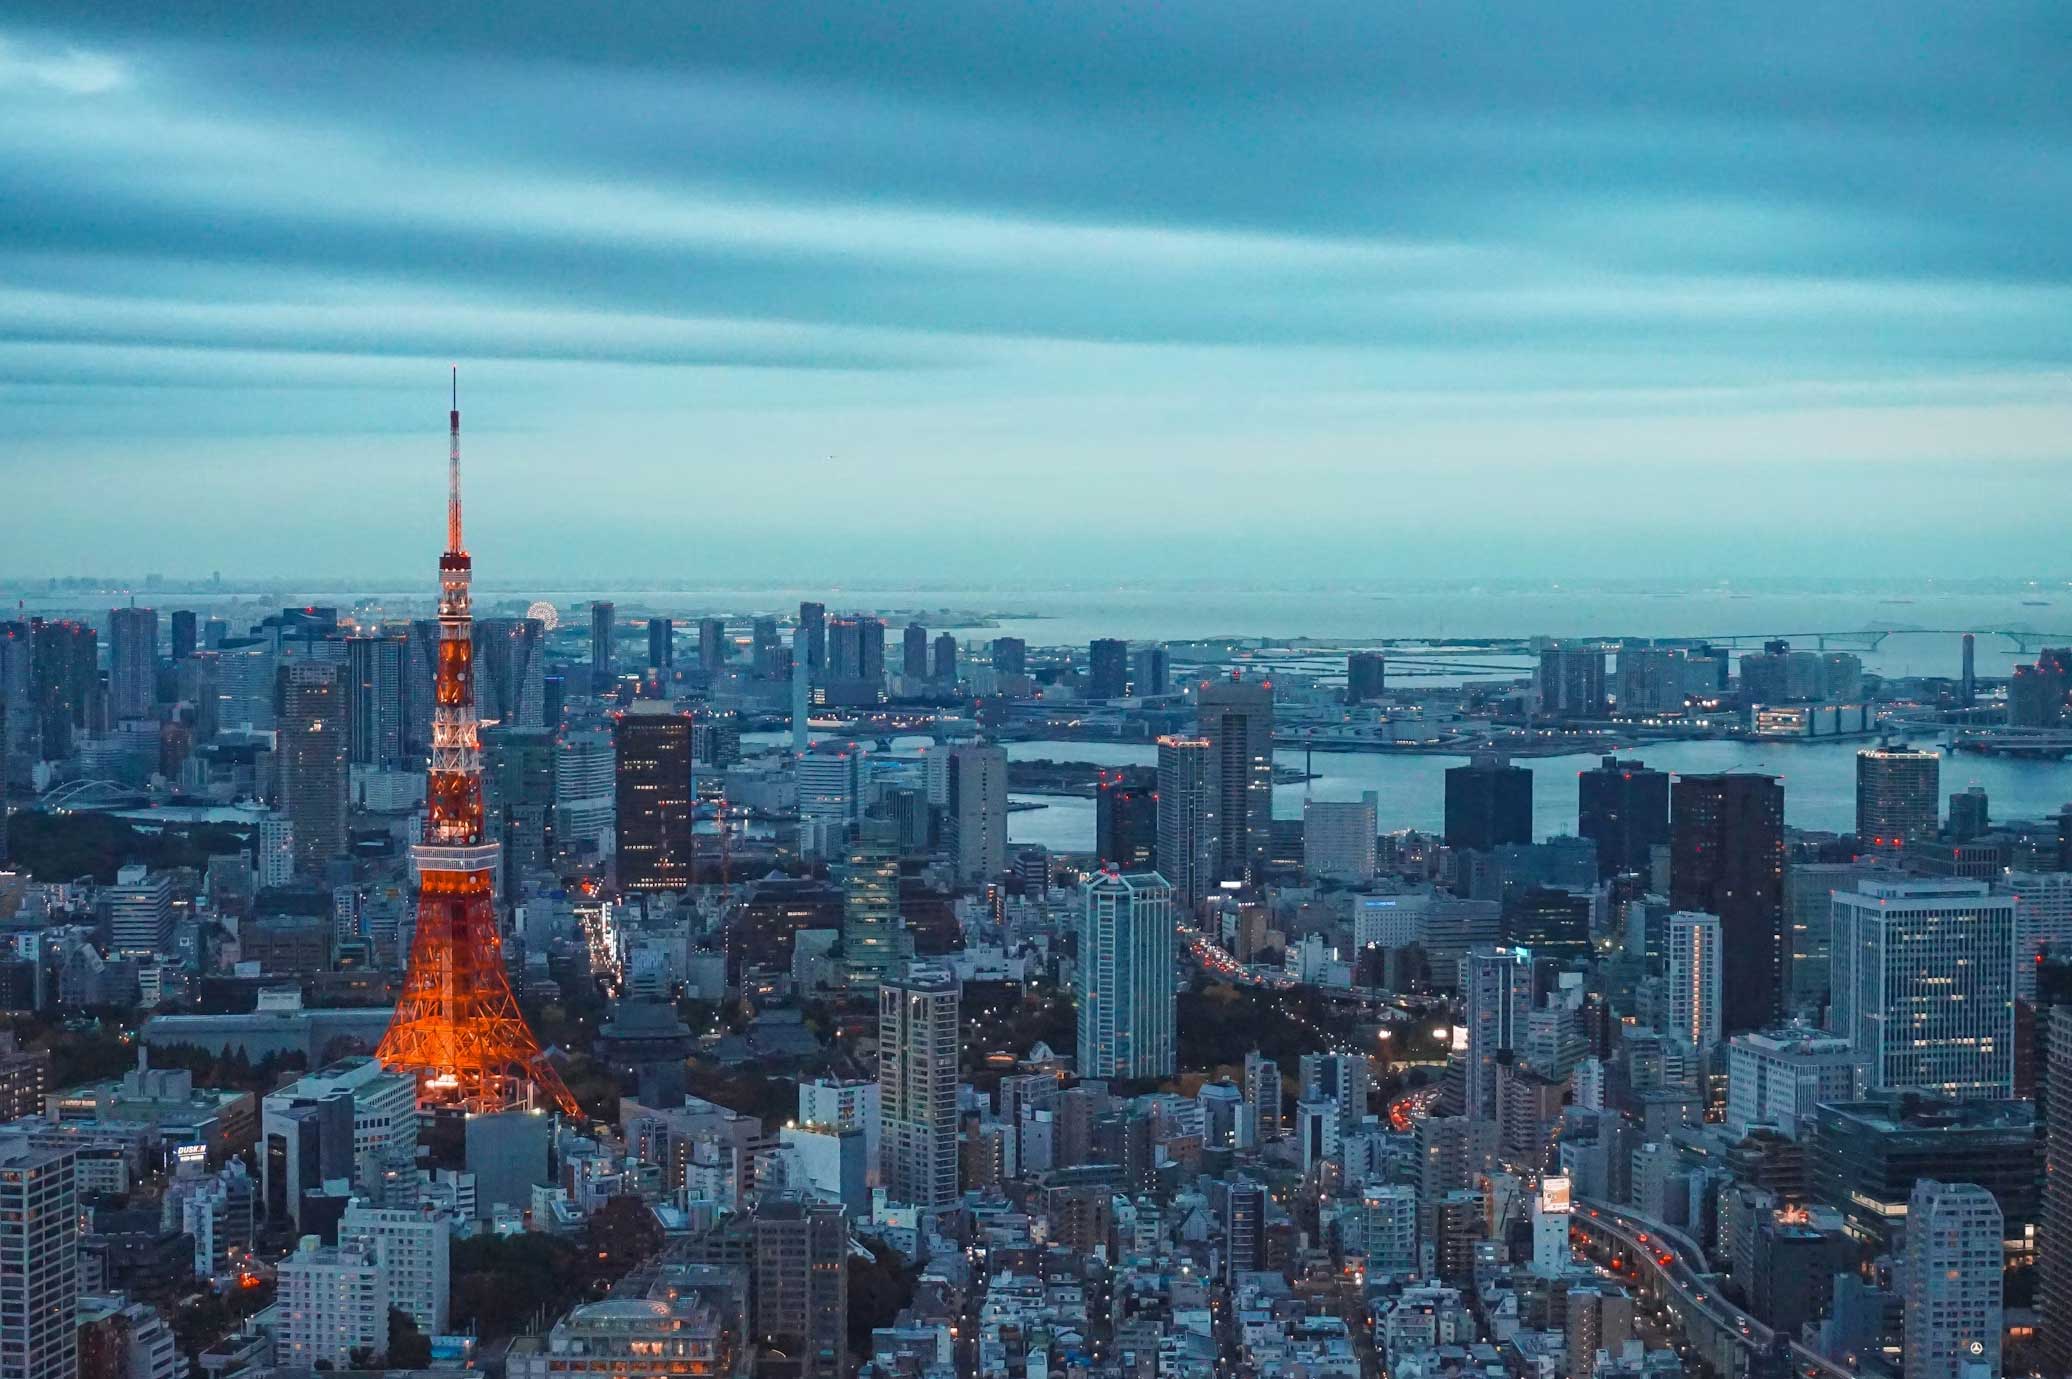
left=1197, top=675, right=1274, bottom=885
left=1725, top=1028, right=1859, bottom=1140
left=1857, top=745, right=1940, bottom=850
left=1303, top=792, right=1378, bottom=884
left=1077, top=871, right=1177, bottom=1079
left=946, top=745, right=1006, bottom=882
left=169, top=609, right=197, bottom=662
left=339, top=1201, right=451, bottom=1334
left=1155, top=735, right=1213, bottom=906
left=1672, top=772, right=1785, bottom=1034
left=32, top=618, right=96, bottom=759
left=879, top=964, right=959, bottom=1208
left=797, top=601, right=827, bottom=675
left=402, top=619, right=439, bottom=756
left=694, top=617, right=725, bottom=675
left=1577, top=756, right=1669, bottom=880
left=647, top=617, right=673, bottom=670
left=1347, top=651, right=1386, bottom=704
left=1536, top=644, right=1606, bottom=717
left=2042, top=1008, right=2072, bottom=1375
left=588, top=601, right=615, bottom=693
left=1948, top=786, right=1990, bottom=842
left=931, top=632, right=957, bottom=684
left=108, top=605, right=158, bottom=720
left=990, top=637, right=1026, bottom=676
left=614, top=703, right=694, bottom=891
left=108, top=864, right=174, bottom=956
left=857, top=618, right=884, bottom=684
left=1131, top=646, right=1169, bottom=697
left=1463, top=947, right=1532, bottom=1121
left=1961, top=633, right=1977, bottom=707
left=552, top=725, right=616, bottom=860
left=902, top=623, right=929, bottom=679
left=483, top=727, right=556, bottom=877
left=0, top=1137, right=79, bottom=1379
left=278, top=660, right=348, bottom=877
left=797, top=747, right=861, bottom=829
left=277, top=1238, right=387, bottom=1369
left=1245, top=1051, right=1281, bottom=1143
left=2012, top=869, right=2072, bottom=1001
left=472, top=618, right=546, bottom=731
left=1300, top=1051, right=1371, bottom=1139
left=1665, top=911, right=1722, bottom=1052
left=1444, top=754, right=1532, bottom=851
left=1087, top=639, right=1129, bottom=699
left=344, top=635, right=407, bottom=771
left=840, top=828, right=906, bottom=991
left=1903, top=1180, right=2002, bottom=1379
left=753, top=1196, right=848, bottom=1379
left=750, top=616, right=780, bottom=674
left=1831, top=878, right=2015, bottom=1099
left=1095, top=772, right=1156, bottom=871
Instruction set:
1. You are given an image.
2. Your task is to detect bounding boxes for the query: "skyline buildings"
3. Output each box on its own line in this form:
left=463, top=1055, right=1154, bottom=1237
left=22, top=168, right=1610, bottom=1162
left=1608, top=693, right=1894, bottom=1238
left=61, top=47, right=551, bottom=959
left=1670, top=771, right=1786, bottom=1035
left=878, top=963, right=959, bottom=1211
left=1856, top=744, right=1941, bottom=851
left=1076, top=870, right=1177, bottom=1080
left=1196, top=675, right=1274, bottom=888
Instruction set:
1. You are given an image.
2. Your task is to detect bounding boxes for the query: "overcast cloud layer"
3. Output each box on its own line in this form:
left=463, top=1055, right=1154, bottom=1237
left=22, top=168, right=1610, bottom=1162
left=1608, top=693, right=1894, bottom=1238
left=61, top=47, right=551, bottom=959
left=3, top=3, right=2069, bottom=580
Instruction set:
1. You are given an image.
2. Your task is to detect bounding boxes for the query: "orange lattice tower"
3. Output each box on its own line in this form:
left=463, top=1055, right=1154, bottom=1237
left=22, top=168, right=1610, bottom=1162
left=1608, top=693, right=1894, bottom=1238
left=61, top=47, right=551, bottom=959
left=376, top=370, right=578, bottom=1116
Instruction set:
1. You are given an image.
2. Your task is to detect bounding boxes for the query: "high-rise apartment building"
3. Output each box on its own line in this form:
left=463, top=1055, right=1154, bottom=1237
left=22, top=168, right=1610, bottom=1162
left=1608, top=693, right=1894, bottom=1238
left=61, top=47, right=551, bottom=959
left=1299, top=1051, right=1371, bottom=1139
left=1095, top=772, right=1157, bottom=872
left=276, top=1238, right=387, bottom=1369
left=613, top=703, right=694, bottom=891
left=1903, top=1180, right=2002, bottom=1379
left=1155, top=735, right=1213, bottom=906
left=1244, top=1051, right=1281, bottom=1144
left=1463, top=946, right=1532, bottom=1121
left=1131, top=646, right=1169, bottom=697
left=1856, top=744, right=1940, bottom=851
left=1444, top=754, right=1532, bottom=851
left=752, top=1196, right=849, bottom=1379
left=278, top=660, right=348, bottom=877
left=1087, top=639, right=1129, bottom=699
left=797, top=601, right=826, bottom=675
left=1347, top=651, right=1386, bottom=704
left=1830, top=878, right=2014, bottom=1100
left=1536, top=644, right=1606, bottom=717
left=646, top=617, right=673, bottom=670
left=990, top=637, right=1026, bottom=676
left=339, top=1201, right=451, bottom=1334
left=931, top=632, right=957, bottom=684
left=2041, top=1007, right=2072, bottom=1375
left=1671, top=772, right=1785, bottom=1034
left=902, top=623, right=929, bottom=679
left=2011, top=868, right=2072, bottom=1001
left=1077, top=871, right=1176, bottom=1079
left=170, top=609, right=197, bottom=662
left=107, top=605, right=158, bottom=721
left=1197, top=676, right=1274, bottom=886
left=878, top=964, right=959, bottom=1209
left=945, top=745, right=1006, bottom=882
left=345, top=635, right=407, bottom=771
left=0, top=1137, right=78, bottom=1379
left=697, top=617, right=727, bottom=675
left=839, top=828, right=906, bottom=991
left=32, top=618, right=97, bottom=759
left=1664, top=911, right=1722, bottom=1052
left=588, top=601, right=615, bottom=693
left=1577, top=756, right=1669, bottom=880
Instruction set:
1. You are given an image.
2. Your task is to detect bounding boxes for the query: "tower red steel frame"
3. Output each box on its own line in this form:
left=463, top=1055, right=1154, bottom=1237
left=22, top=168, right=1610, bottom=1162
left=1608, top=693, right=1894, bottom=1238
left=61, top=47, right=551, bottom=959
left=376, top=370, right=578, bottom=1116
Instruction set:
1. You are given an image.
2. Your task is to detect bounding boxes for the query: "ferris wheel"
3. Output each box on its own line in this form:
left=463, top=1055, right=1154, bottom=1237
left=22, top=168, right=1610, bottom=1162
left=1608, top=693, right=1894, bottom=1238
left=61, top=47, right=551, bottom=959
left=525, top=600, right=560, bottom=631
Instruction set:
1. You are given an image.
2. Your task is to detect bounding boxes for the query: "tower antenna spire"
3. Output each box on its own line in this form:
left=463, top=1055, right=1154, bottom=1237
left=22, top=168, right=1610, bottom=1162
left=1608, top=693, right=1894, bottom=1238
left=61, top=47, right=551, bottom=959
left=447, top=364, right=463, bottom=554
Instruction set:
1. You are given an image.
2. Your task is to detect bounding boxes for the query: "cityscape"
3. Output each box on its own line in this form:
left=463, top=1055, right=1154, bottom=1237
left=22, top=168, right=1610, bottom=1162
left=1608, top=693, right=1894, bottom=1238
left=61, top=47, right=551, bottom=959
left=5, top=8, right=2072, bottom=1379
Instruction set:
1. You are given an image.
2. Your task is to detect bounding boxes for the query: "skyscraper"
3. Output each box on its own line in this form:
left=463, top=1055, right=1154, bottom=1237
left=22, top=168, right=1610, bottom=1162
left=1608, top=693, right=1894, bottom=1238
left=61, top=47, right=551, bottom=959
left=345, top=635, right=407, bottom=771
left=840, top=826, right=907, bottom=991
left=1196, top=675, right=1274, bottom=886
left=1303, top=793, right=1378, bottom=884
left=902, top=623, right=929, bottom=679
left=1463, top=946, right=1532, bottom=1121
left=1830, top=878, right=2014, bottom=1100
left=31, top=618, right=96, bottom=759
left=990, top=637, right=1026, bottom=676
left=0, top=1137, right=79, bottom=1379
left=1244, top=1050, right=1282, bottom=1143
left=1856, top=744, right=1940, bottom=850
left=647, top=617, right=673, bottom=670
left=1095, top=772, right=1157, bottom=871
left=879, top=963, right=959, bottom=1209
left=1299, top=1051, right=1371, bottom=1139
left=1444, top=754, right=1532, bottom=851
left=614, top=703, right=694, bottom=892
left=1671, top=772, right=1785, bottom=1034
left=1087, top=638, right=1129, bottom=699
left=698, top=616, right=727, bottom=675
left=2041, top=1006, right=2072, bottom=1375
left=589, top=601, right=615, bottom=694
left=107, top=604, right=158, bottom=720
left=932, top=632, right=957, bottom=684
left=946, top=744, right=1006, bottom=882
left=1536, top=644, right=1606, bottom=717
left=1664, top=911, right=1722, bottom=1052
left=474, top=618, right=546, bottom=731
left=1155, top=734, right=1213, bottom=906
left=797, top=601, right=826, bottom=675
left=1077, top=870, right=1177, bottom=1079
left=1346, top=651, right=1386, bottom=704
left=278, top=660, right=348, bottom=877
left=170, top=609, right=198, bottom=662
left=1576, top=756, right=1669, bottom=880
left=752, top=1196, right=849, bottom=1379
left=1903, top=1180, right=2002, bottom=1379
left=1131, top=646, right=1169, bottom=697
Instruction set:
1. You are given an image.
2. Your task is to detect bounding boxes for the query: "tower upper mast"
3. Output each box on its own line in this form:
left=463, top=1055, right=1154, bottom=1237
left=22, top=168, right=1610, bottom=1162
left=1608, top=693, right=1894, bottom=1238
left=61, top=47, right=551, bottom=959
left=447, top=364, right=463, bottom=556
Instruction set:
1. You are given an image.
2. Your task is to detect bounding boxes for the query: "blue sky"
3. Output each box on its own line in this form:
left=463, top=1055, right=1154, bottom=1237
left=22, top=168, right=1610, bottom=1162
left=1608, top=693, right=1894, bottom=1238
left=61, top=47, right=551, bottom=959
left=2, top=3, right=2069, bottom=581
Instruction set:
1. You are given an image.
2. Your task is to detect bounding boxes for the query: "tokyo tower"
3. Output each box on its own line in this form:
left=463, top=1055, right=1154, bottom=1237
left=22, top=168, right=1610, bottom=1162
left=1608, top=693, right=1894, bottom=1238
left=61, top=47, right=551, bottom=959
left=375, top=370, right=578, bottom=1117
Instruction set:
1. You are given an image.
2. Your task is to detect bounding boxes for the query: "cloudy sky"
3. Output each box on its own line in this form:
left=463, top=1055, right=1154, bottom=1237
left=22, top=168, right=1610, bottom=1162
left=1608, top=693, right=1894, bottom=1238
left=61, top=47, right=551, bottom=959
left=3, top=3, right=2069, bottom=582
